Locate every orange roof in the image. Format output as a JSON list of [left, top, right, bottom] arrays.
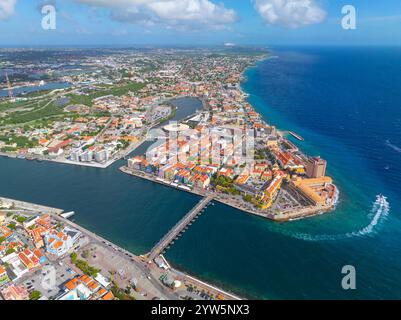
[[0, 265, 6, 274], [33, 249, 43, 259], [79, 274, 92, 285], [102, 291, 114, 300], [53, 240, 63, 249], [235, 174, 249, 185], [265, 175, 284, 195], [0, 227, 12, 238], [39, 139, 49, 145], [177, 169, 191, 178], [18, 253, 32, 267], [65, 278, 79, 291], [193, 174, 209, 182], [88, 281, 100, 291]]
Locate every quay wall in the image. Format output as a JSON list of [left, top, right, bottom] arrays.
[[119, 166, 332, 222]]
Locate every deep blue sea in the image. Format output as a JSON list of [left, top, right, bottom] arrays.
[[1, 48, 401, 299]]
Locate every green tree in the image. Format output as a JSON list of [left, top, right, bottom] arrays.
[[7, 222, 16, 230], [5, 248, 15, 255], [70, 252, 77, 264], [29, 290, 42, 300], [15, 215, 27, 223], [243, 195, 253, 203]]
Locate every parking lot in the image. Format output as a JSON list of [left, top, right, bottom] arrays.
[[20, 261, 77, 299]]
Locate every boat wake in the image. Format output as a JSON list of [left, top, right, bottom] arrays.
[[287, 195, 390, 242], [386, 139, 401, 153]]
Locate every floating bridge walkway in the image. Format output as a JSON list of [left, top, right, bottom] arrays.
[[148, 196, 214, 261]]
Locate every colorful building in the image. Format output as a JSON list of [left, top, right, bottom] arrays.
[[44, 229, 74, 257]]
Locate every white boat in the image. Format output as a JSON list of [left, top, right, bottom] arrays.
[[377, 194, 388, 205]]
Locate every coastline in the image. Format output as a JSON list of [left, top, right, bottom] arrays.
[[119, 166, 337, 222], [0, 195, 242, 301], [240, 53, 340, 219], [0, 140, 145, 169], [0, 52, 341, 300], [0, 94, 200, 170], [120, 51, 338, 223], [1, 48, 400, 301]]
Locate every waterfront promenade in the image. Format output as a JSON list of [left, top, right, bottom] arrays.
[[119, 166, 334, 222], [0, 138, 147, 169], [0, 196, 177, 299], [0, 196, 63, 215]]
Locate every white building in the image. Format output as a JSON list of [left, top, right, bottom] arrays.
[[1, 253, 28, 280]]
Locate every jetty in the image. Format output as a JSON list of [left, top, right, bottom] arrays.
[[288, 131, 304, 141], [147, 196, 213, 261]]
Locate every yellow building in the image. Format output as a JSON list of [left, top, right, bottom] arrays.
[[260, 174, 285, 209], [266, 138, 278, 148], [291, 176, 333, 206]]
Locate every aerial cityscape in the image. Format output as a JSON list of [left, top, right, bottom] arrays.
[[0, 0, 401, 309], [0, 44, 340, 301]]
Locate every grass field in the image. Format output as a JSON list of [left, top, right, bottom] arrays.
[[0, 82, 144, 125], [0, 99, 65, 125], [67, 82, 145, 107]]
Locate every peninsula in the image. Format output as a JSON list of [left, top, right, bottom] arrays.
[[117, 51, 338, 222], [0, 48, 338, 220]]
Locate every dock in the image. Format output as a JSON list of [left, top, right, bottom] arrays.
[[147, 196, 213, 261], [288, 131, 304, 141]]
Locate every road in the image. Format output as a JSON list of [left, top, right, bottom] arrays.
[[48, 212, 178, 300]]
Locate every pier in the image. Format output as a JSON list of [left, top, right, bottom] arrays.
[[147, 196, 213, 261], [288, 131, 304, 141]]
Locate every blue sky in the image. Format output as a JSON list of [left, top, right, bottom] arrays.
[[0, 0, 400, 46]]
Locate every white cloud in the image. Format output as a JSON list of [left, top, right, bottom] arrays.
[[74, 0, 237, 29], [0, 0, 17, 20], [254, 0, 326, 28]]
